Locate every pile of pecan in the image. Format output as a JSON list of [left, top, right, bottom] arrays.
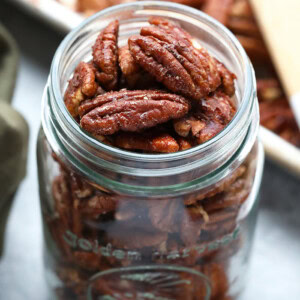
[[64, 17, 236, 153], [45, 17, 258, 300], [49, 154, 253, 299], [202, 0, 300, 146], [59, 0, 300, 147]]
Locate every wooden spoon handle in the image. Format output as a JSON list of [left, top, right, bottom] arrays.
[[250, 0, 300, 97]]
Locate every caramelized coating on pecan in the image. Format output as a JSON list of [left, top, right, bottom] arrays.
[[147, 17, 236, 96], [116, 132, 180, 153], [118, 45, 158, 89], [174, 91, 236, 144], [64, 61, 98, 117], [174, 116, 206, 138], [118, 45, 142, 88], [79, 90, 190, 135], [216, 61, 236, 97], [92, 20, 119, 90], [129, 25, 223, 101], [177, 137, 194, 150], [201, 91, 236, 125]]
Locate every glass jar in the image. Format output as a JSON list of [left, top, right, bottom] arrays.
[[37, 2, 264, 299]]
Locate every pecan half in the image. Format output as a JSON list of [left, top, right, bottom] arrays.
[[79, 90, 190, 135], [201, 91, 236, 125], [180, 209, 202, 246], [64, 61, 98, 117], [52, 174, 72, 228], [147, 199, 181, 233], [174, 116, 206, 138], [174, 91, 235, 144], [115, 132, 179, 153], [177, 137, 194, 150], [118, 45, 158, 89], [216, 61, 236, 96], [148, 17, 236, 96], [129, 25, 221, 101], [202, 0, 234, 25], [92, 20, 119, 90], [118, 45, 142, 88]]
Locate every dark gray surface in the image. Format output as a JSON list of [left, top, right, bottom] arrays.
[[0, 2, 299, 299]]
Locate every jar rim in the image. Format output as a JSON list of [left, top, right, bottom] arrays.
[[50, 1, 254, 162], [44, 1, 258, 195]]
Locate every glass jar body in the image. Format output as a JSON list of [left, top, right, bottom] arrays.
[[38, 127, 263, 300], [37, 2, 264, 299]]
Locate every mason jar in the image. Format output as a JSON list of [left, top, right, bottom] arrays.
[[37, 2, 264, 299]]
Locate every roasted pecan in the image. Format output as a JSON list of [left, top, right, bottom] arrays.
[[147, 16, 194, 44], [70, 173, 94, 199], [147, 199, 181, 233], [108, 224, 168, 249], [257, 78, 283, 102], [76, 0, 111, 14], [118, 45, 142, 87], [177, 137, 194, 150], [229, 0, 253, 19], [147, 17, 236, 96], [228, 17, 261, 38], [259, 98, 300, 146], [184, 165, 246, 205], [202, 0, 234, 25], [79, 90, 190, 135], [174, 116, 206, 138], [180, 213, 202, 246], [64, 61, 98, 117], [201, 91, 236, 125], [216, 61, 236, 96], [164, 0, 205, 7], [174, 91, 235, 144], [72, 251, 101, 271], [236, 35, 270, 63], [197, 120, 225, 144], [52, 174, 72, 228], [118, 45, 158, 89], [129, 24, 222, 101], [115, 132, 179, 153], [202, 179, 248, 212], [78, 194, 117, 217], [92, 20, 119, 90], [57, 265, 88, 294]]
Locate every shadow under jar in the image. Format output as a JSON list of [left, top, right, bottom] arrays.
[[37, 2, 264, 300]]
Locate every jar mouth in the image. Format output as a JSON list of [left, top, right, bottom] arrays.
[[50, 0, 254, 162], [45, 1, 258, 194]]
